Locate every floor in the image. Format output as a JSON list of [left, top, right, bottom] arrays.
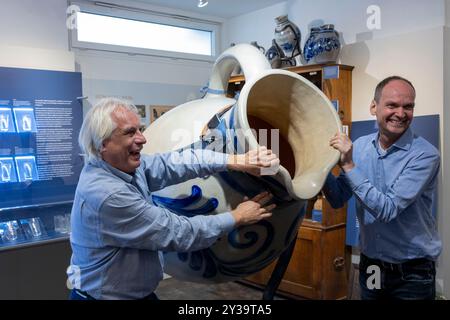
[[155, 264, 361, 300], [155, 277, 285, 300]]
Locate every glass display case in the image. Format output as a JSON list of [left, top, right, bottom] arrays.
[[0, 66, 83, 250], [0, 203, 73, 249]]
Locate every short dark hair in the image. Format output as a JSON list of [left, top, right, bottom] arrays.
[[374, 76, 415, 103]]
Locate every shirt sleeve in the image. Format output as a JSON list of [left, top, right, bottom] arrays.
[[98, 189, 235, 251], [344, 151, 440, 222], [142, 149, 229, 192], [322, 171, 353, 209]]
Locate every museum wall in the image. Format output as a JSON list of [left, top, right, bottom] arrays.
[[339, 27, 443, 120], [0, 0, 69, 51], [0, 0, 74, 71], [75, 50, 212, 113], [223, 0, 445, 119], [287, 0, 444, 44], [221, 2, 288, 53]]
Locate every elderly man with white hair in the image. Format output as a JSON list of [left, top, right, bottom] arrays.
[[67, 97, 280, 300]]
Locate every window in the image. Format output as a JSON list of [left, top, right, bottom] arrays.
[[69, 2, 220, 61]]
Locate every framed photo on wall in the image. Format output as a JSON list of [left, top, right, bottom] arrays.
[[136, 104, 150, 131], [150, 105, 173, 123], [136, 104, 146, 119]]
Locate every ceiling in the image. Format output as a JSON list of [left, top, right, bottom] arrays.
[[135, 0, 286, 19]]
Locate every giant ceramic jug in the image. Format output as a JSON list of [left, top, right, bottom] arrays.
[[142, 44, 341, 283]]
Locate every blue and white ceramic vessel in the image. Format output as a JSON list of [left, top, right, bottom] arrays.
[[303, 24, 341, 64], [274, 15, 301, 64], [266, 39, 296, 69], [142, 44, 341, 283], [303, 27, 320, 64]]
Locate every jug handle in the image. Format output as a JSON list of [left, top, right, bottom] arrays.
[[205, 44, 271, 98]]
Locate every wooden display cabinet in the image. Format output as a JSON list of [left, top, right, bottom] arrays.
[[228, 64, 354, 300]]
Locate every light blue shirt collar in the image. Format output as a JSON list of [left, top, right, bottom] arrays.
[[90, 158, 133, 183], [371, 127, 413, 154]]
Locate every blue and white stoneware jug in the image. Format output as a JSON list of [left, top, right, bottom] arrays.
[[142, 44, 341, 283], [304, 24, 341, 64], [274, 15, 301, 62]]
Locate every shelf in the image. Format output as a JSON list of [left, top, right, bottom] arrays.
[[0, 233, 69, 252], [228, 63, 355, 83], [0, 202, 72, 251]]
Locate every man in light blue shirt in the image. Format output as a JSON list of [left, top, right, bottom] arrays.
[[323, 76, 441, 300], [67, 97, 280, 300]]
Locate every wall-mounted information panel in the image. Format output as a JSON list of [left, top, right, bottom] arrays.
[[0, 67, 83, 249]]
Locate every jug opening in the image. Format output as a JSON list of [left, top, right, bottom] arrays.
[[241, 72, 339, 199], [247, 115, 296, 178]]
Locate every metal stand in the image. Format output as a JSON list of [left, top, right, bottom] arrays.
[[262, 232, 298, 300]]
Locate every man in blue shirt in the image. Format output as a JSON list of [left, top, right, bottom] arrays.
[[67, 97, 280, 300], [323, 76, 441, 300]]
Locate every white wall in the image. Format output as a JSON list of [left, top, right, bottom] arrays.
[[221, 2, 287, 54], [223, 0, 445, 119], [75, 50, 213, 110], [222, 0, 445, 61], [0, 0, 74, 71], [288, 0, 444, 45], [0, 45, 75, 71], [285, 0, 445, 128], [0, 0, 69, 51], [447, 0, 450, 26], [339, 27, 444, 121]]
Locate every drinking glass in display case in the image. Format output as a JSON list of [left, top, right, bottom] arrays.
[[20, 217, 47, 239], [0, 220, 23, 243], [53, 213, 71, 234], [0, 204, 73, 247]]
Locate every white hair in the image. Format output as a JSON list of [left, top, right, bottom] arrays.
[[78, 97, 138, 164]]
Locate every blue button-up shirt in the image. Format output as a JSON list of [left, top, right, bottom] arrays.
[[68, 149, 235, 299], [323, 128, 441, 263]]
